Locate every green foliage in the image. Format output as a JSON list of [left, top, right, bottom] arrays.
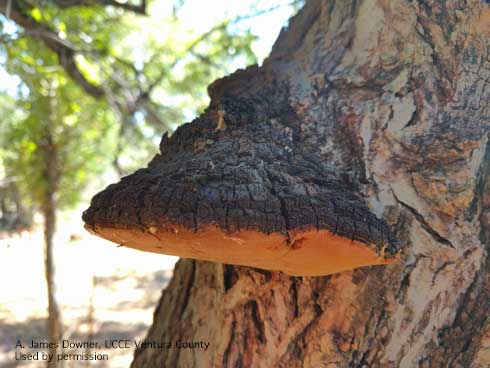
[[1, 37, 117, 209], [0, 0, 260, 211]]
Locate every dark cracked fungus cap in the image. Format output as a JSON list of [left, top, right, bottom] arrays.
[[83, 98, 401, 276]]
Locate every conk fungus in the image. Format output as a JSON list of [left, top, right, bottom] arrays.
[[83, 82, 400, 276]]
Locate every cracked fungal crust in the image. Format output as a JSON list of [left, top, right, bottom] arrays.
[[83, 84, 399, 269]]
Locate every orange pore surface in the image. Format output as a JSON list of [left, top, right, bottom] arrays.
[[86, 224, 395, 276]]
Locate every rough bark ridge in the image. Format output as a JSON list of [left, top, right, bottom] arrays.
[[126, 0, 490, 367]]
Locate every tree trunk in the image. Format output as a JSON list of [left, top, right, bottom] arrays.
[[40, 128, 62, 368], [42, 188, 62, 368], [127, 0, 490, 367]]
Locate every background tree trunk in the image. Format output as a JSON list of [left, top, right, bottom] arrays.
[[42, 183, 62, 368], [131, 1, 490, 367], [40, 124, 62, 368]]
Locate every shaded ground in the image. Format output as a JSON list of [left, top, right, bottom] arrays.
[[0, 210, 177, 367]]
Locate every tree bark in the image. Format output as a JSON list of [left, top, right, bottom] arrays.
[[126, 0, 490, 367], [42, 187, 62, 368], [40, 127, 62, 368]]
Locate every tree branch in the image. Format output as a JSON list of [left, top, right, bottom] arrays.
[[141, 0, 299, 98], [0, 0, 106, 98], [53, 0, 147, 15]]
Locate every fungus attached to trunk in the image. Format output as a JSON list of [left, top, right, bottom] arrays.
[[83, 71, 400, 276]]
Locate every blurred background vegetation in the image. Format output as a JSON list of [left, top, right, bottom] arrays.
[[0, 0, 264, 232], [0, 0, 299, 366]]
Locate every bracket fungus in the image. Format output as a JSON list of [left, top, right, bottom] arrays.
[[83, 85, 400, 276]]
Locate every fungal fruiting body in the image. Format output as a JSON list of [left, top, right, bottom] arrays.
[[83, 99, 400, 276]]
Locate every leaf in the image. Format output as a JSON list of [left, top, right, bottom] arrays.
[[31, 8, 42, 22]]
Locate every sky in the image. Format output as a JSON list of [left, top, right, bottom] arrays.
[[0, 17, 19, 96], [175, 0, 295, 60], [0, 0, 296, 96]]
